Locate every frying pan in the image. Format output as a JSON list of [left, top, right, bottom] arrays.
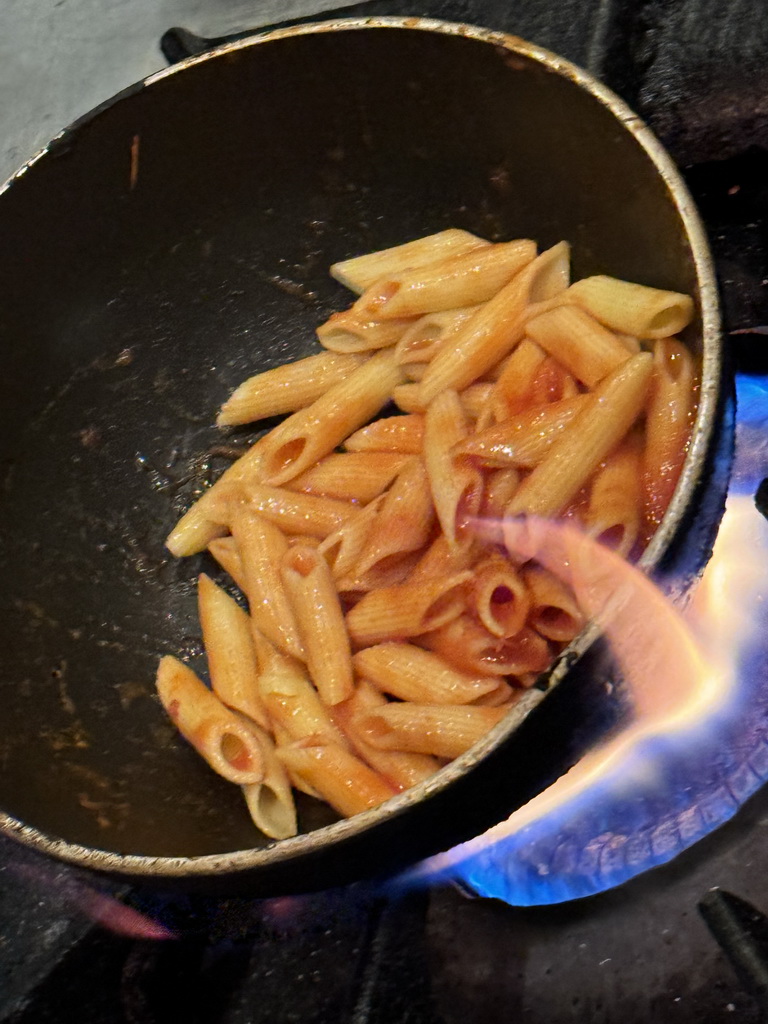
[[0, 18, 732, 895]]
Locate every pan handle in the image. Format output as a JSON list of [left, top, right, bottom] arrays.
[[160, 1, 382, 64]]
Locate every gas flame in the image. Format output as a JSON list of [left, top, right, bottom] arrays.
[[407, 375, 768, 904]]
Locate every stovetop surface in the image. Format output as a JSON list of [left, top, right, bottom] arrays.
[[2, 1, 768, 1021]]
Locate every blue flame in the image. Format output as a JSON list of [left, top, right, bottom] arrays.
[[413, 374, 768, 905]]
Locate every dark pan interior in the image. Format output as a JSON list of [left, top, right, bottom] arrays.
[[0, 26, 703, 860]]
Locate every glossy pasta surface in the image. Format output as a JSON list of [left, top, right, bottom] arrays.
[[157, 231, 699, 837]]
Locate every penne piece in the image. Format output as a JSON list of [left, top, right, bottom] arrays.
[[316, 309, 415, 353], [359, 704, 508, 759], [240, 720, 298, 840], [585, 432, 643, 556], [330, 229, 489, 294], [217, 351, 365, 426], [155, 655, 265, 785], [231, 483, 356, 539], [522, 565, 585, 643], [469, 554, 531, 638], [394, 307, 479, 374], [252, 629, 348, 748], [392, 382, 426, 413], [567, 275, 695, 339], [485, 337, 547, 423], [259, 349, 404, 486], [456, 395, 588, 469], [165, 437, 267, 557], [230, 510, 304, 661], [420, 615, 552, 676], [408, 532, 476, 584], [207, 535, 247, 591], [417, 241, 570, 404], [525, 304, 630, 387], [643, 338, 697, 529], [458, 383, 495, 421], [285, 451, 409, 503], [281, 545, 354, 705], [480, 467, 521, 519], [276, 741, 396, 817], [198, 573, 269, 729], [344, 413, 425, 454], [353, 642, 497, 704], [345, 571, 472, 646], [505, 352, 653, 518], [424, 389, 484, 546], [353, 457, 435, 580], [333, 680, 440, 790], [358, 240, 536, 319], [318, 495, 384, 580]]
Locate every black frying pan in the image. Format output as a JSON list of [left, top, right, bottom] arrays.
[[0, 18, 732, 895]]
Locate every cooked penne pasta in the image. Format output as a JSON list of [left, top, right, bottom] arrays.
[[469, 554, 531, 638], [417, 241, 570, 403], [230, 483, 356, 539], [523, 565, 585, 643], [155, 655, 265, 785], [336, 549, 424, 595], [567, 275, 695, 339], [424, 389, 483, 545], [359, 704, 508, 759], [277, 741, 396, 816], [335, 679, 438, 782], [206, 536, 247, 591], [525, 304, 630, 387], [457, 395, 588, 468], [330, 228, 489, 293], [252, 629, 347, 748], [480, 467, 521, 519], [285, 451, 409, 503], [281, 545, 354, 705], [472, 678, 521, 707], [318, 495, 385, 580], [165, 437, 267, 557], [585, 432, 643, 556], [353, 642, 497, 705], [409, 532, 477, 584], [217, 351, 365, 426], [344, 413, 425, 454], [353, 457, 435, 579], [505, 352, 653, 517], [346, 571, 472, 646], [643, 337, 697, 529], [359, 239, 536, 319], [157, 229, 698, 835], [316, 309, 415, 353], [394, 307, 478, 374], [459, 383, 495, 420], [198, 573, 269, 729], [259, 349, 403, 485], [240, 720, 298, 840], [230, 511, 304, 661], [392, 381, 426, 413], [332, 680, 440, 790], [421, 616, 552, 677], [484, 337, 547, 424]]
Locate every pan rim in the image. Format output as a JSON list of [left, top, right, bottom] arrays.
[[0, 15, 724, 880]]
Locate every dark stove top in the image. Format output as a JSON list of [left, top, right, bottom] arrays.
[[2, 1, 768, 1021]]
